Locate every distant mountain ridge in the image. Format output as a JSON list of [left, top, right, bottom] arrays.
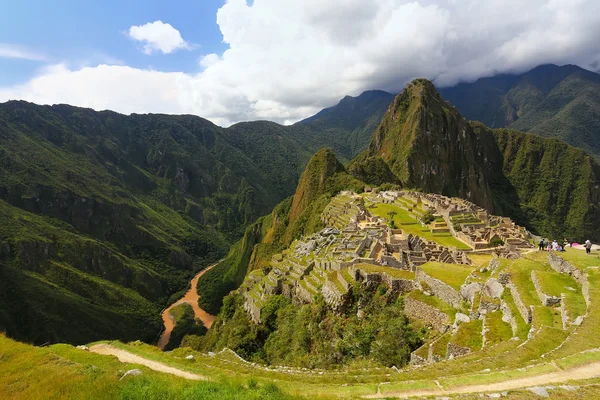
[[439, 64, 600, 160]]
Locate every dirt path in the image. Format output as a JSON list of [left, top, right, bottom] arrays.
[[157, 262, 220, 349], [89, 344, 207, 380], [366, 360, 600, 398]]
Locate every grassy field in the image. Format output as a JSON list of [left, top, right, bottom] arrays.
[[450, 319, 483, 351], [484, 311, 513, 346], [535, 270, 587, 319], [368, 202, 471, 250], [556, 249, 600, 269], [419, 262, 475, 290], [0, 335, 298, 400]]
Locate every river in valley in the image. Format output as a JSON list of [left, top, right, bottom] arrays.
[[157, 262, 218, 350]]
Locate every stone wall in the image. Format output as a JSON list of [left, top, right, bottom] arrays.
[[507, 282, 533, 324], [500, 299, 518, 337], [243, 295, 261, 324], [447, 342, 471, 358], [381, 274, 416, 294], [531, 270, 561, 307], [548, 253, 590, 307], [322, 280, 347, 313], [294, 283, 314, 305], [404, 297, 450, 332], [416, 268, 463, 308]]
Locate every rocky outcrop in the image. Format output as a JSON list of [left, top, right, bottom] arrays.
[[460, 282, 481, 303], [404, 297, 450, 332], [416, 268, 463, 308], [531, 271, 561, 307]]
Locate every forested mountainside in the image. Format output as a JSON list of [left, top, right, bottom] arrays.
[[440, 64, 600, 160], [0, 100, 379, 344]]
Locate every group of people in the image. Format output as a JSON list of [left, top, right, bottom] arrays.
[[538, 239, 568, 252], [538, 238, 594, 254]]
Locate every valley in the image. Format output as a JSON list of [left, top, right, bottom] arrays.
[[157, 261, 219, 350]]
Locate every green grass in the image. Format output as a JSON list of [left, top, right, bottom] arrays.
[[535, 270, 587, 319], [557, 249, 600, 270], [450, 320, 483, 351], [419, 262, 474, 290], [484, 311, 513, 346], [501, 289, 530, 339], [430, 332, 451, 358], [353, 263, 415, 279], [0, 335, 298, 400], [368, 201, 471, 250]]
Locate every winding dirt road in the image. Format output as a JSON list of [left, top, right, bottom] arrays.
[[156, 263, 219, 350], [89, 344, 207, 380]]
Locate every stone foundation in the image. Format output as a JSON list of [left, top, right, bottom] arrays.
[[404, 297, 450, 332], [416, 268, 463, 308]]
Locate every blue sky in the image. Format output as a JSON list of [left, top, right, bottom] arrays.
[[1, 0, 599, 126], [0, 0, 227, 85]]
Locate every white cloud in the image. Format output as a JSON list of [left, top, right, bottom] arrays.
[[2, 0, 600, 126], [0, 43, 46, 61], [128, 20, 191, 54]]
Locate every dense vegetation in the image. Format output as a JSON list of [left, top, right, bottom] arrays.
[[187, 285, 422, 369], [164, 303, 207, 351], [440, 64, 600, 160], [0, 99, 381, 344]]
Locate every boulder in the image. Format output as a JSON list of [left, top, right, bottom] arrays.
[[185, 355, 195, 360], [527, 387, 549, 398], [76, 345, 89, 351], [460, 282, 481, 303], [455, 313, 471, 325], [484, 278, 504, 298]]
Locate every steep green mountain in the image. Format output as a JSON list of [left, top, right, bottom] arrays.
[[197, 149, 363, 314], [349, 79, 600, 241], [439, 64, 600, 160], [349, 79, 495, 210], [297, 90, 394, 159], [0, 98, 383, 344]]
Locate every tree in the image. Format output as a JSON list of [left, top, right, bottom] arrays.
[[387, 211, 397, 229]]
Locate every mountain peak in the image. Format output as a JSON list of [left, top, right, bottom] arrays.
[[350, 79, 495, 210]]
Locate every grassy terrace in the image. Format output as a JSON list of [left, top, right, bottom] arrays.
[[484, 311, 513, 346], [450, 319, 483, 351], [419, 262, 474, 290], [353, 263, 415, 280], [367, 201, 472, 250], [407, 290, 458, 319], [501, 289, 530, 339], [556, 248, 600, 269], [535, 270, 587, 319]]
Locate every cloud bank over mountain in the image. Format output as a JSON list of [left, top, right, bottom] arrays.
[[1, 0, 600, 126]]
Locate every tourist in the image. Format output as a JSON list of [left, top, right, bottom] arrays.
[[552, 240, 559, 251], [585, 240, 593, 255], [547, 243, 552, 252], [538, 238, 545, 251]]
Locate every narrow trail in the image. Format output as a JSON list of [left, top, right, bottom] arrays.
[[89, 344, 207, 381], [157, 262, 220, 350], [365, 360, 600, 398]]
